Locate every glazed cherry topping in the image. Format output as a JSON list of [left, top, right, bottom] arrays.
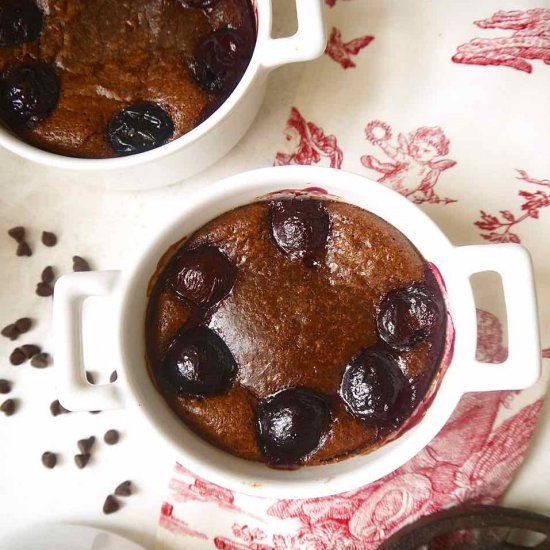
[[256, 387, 331, 465], [0, 0, 43, 48], [269, 198, 330, 266], [178, 0, 219, 8], [0, 62, 59, 129], [171, 246, 236, 309], [377, 282, 441, 351], [340, 347, 412, 427], [190, 28, 253, 94], [107, 102, 174, 156], [161, 326, 236, 397]]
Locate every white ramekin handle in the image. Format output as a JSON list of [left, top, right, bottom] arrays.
[[261, 0, 326, 70], [454, 244, 541, 393], [53, 271, 125, 411]]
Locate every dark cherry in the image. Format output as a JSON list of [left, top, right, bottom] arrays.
[[107, 102, 174, 156], [161, 326, 236, 397], [340, 347, 412, 427], [178, 0, 220, 8], [0, 62, 59, 128], [171, 246, 236, 309], [0, 0, 43, 48], [377, 283, 441, 351], [190, 28, 253, 94], [256, 388, 331, 465], [269, 198, 330, 265]]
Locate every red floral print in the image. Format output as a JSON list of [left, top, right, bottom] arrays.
[[325, 0, 353, 7], [274, 107, 343, 169], [325, 27, 374, 69], [474, 170, 550, 243], [452, 9, 550, 73], [361, 120, 457, 205]]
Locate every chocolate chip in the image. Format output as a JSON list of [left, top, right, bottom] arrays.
[[50, 399, 70, 416], [110, 370, 118, 383], [0, 380, 12, 394], [114, 480, 132, 497], [21, 344, 40, 359], [77, 436, 95, 454], [104, 429, 119, 445], [9, 348, 26, 365], [86, 371, 95, 384], [30, 352, 49, 368], [16, 241, 32, 257], [74, 453, 90, 469], [73, 256, 90, 272], [41, 231, 57, 247], [41, 266, 54, 283], [89, 410, 101, 415], [8, 226, 25, 242], [1, 399, 16, 416], [103, 495, 119, 515], [1, 324, 19, 340], [41, 452, 57, 469], [15, 318, 31, 333], [36, 282, 53, 297]]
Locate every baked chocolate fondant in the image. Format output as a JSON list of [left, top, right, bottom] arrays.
[[0, 0, 255, 158], [146, 194, 448, 467]]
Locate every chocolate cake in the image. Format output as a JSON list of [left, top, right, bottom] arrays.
[[146, 193, 448, 467], [0, 0, 255, 158]]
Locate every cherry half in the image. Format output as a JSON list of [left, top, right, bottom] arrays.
[[377, 282, 441, 351], [0, 0, 43, 48], [339, 347, 412, 428], [256, 387, 331, 465], [190, 28, 253, 94], [269, 198, 330, 266], [170, 246, 236, 309], [107, 102, 174, 156], [0, 62, 59, 128], [161, 326, 236, 397]]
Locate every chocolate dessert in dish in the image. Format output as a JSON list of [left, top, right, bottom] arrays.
[[146, 193, 448, 468], [0, 0, 255, 158]]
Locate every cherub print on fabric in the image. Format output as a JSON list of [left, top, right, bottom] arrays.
[[274, 107, 343, 169], [325, 27, 374, 69], [453, 9, 550, 73], [361, 121, 457, 205], [475, 170, 550, 243]]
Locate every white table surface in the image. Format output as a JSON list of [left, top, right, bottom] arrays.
[[1, 5, 549, 549]]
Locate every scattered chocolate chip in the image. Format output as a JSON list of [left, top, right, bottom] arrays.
[[41, 266, 54, 283], [7, 226, 25, 242], [104, 429, 119, 445], [36, 282, 53, 297], [50, 399, 70, 416], [74, 453, 90, 469], [41, 231, 57, 247], [103, 495, 120, 515], [0, 380, 12, 394], [89, 410, 101, 415], [41, 451, 57, 469], [9, 348, 26, 365], [109, 370, 118, 383], [16, 241, 32, 257], [1, 324, 19, 340], [77, 436, 95, 454], [85, 371, 95, 384], [1, 399, 16, 416], [21, 344, 40, 359], [73, 256, 90, 272], [30, 352, 49, 368], [14, 317, 31, 333], [114, 480, 132, 497]]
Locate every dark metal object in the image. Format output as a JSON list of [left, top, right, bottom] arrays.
[[379, 506, 550, 550]]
